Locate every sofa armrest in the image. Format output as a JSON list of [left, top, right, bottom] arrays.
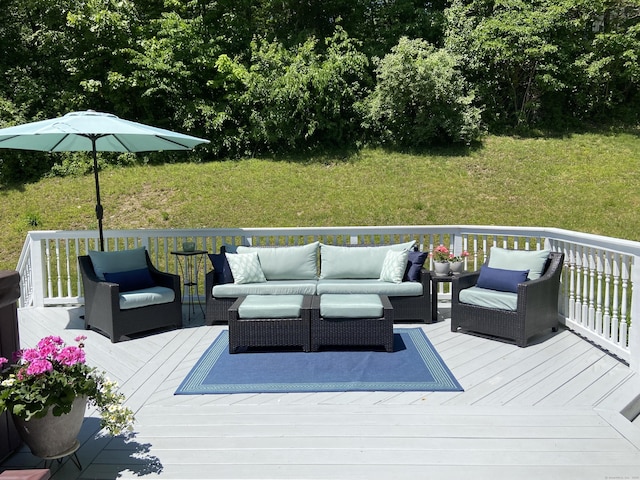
[[418, 268, 431, 288]]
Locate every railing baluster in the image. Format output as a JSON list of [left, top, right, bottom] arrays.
[[612, 254, 621, 344], [595, 251, 603, 335], [588, 249, 596, 331]]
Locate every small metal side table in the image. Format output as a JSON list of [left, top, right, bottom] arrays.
[[170, 250, 208, 323], [430, 271, 465, 323]]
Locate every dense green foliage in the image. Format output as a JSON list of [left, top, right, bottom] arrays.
[[0, 0, 638, 185], [363, 37, 483, 146]]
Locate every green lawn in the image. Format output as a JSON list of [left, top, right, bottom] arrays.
[[1, 132, 639, 271]]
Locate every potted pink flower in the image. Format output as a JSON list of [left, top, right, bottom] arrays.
[[0, 335, 134, 459], [431, 244, 452, 275], [449, 250, 469, 274]]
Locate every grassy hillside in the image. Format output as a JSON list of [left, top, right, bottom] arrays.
[[1, 132, 639, 271]]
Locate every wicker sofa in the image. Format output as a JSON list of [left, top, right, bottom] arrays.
[[451, 249, 565, 347], [205, 241, 431, 325]]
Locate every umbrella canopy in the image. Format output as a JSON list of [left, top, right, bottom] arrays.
[[0, 110, 210, 250]]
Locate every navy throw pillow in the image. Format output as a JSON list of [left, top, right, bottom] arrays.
[[404, 250, 428, 282], [476, 265, 529, 293], [208, 253, 234, 284], [104, 268, 155, 292]]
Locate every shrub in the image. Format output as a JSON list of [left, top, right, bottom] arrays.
[[362, 37, 483, 147]]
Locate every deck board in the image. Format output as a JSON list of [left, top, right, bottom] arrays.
[[2, 306, 640, 479]]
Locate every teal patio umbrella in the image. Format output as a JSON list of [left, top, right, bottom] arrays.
[[0, 110, 210, 250]]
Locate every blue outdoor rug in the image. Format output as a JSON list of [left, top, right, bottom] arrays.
[[175, 328, 463, 394]]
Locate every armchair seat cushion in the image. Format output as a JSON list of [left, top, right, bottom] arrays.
[[458, 286, 518, 311], [119, 286, 176, 310]]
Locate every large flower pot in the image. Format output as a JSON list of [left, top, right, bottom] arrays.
[[12, 396, 87, 459]]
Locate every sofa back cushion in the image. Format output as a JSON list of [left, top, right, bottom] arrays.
[[487, 247, 550, 280], [236, 242, 319, 280], [319, 241, 415, 279]]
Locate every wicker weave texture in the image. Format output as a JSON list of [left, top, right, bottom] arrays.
[[310, 295, 394, 352], [228, 296, 312, 353], [451, 252, 565, 347], [79, 254, 182, 343]]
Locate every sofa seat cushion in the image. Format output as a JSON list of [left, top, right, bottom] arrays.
[[458, 286, 517, 311], [238, 294, 305, 319], [213, 280, 318, 298], [320, 294, 383, 318], [316, 279, 422, 296], [119, 286, 176, 310]]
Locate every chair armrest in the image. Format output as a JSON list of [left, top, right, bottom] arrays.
[[452, 270, 481, 293], [146, 254, 180, 292]]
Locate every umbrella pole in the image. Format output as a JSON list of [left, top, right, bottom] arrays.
[[91, 140, 105, 251]]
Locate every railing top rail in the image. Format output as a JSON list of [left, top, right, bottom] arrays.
[[24, 225, 640, 256]]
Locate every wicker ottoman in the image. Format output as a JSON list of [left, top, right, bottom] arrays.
[[228, 295, 312, 353], [310, 294, 394, 352]]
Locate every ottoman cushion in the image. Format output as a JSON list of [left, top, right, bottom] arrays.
[[320, 294, 383, 318], [238, 294, 304, 319]]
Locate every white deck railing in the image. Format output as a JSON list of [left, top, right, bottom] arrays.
[[15, 225, 640, 373]]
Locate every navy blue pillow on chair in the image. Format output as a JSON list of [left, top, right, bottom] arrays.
[[476, 265, 529, 293], [404, 250, 428, 282], [208, 252, 234, 284], [104, 268, 156, 292]]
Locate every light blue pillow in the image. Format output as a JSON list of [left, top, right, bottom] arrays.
[[237, 242, 319, 280], [88, 247, 148, 280], [379, 250, 409, 284], [320, 241, 416, 279], [487, 247, 550, 280], [225, 252, 267, 284]]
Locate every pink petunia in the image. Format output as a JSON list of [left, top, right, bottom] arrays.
[[0, 357, 8, 368]]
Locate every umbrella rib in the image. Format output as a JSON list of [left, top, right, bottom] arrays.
[[49, 134, 71, 152]]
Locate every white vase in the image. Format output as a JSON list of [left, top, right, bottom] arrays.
[[12, 395, 87, 459], [433, 261, 450, 276], [450, 261, 464, 274]]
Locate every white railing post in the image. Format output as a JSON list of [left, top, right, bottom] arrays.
[[629, 257, 640, 373], [29, 236, 45, 307]]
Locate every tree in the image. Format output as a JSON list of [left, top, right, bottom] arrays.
[[214, 27, 370, 156], [362, 37, 483, 147], [444, 0, 640, 129]]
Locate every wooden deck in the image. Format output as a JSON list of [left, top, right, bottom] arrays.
[[3, 305, 640, 480]]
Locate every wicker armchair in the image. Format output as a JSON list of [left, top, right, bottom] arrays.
[[79, 252, 182, 342], [451, 252, 564, 347]]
